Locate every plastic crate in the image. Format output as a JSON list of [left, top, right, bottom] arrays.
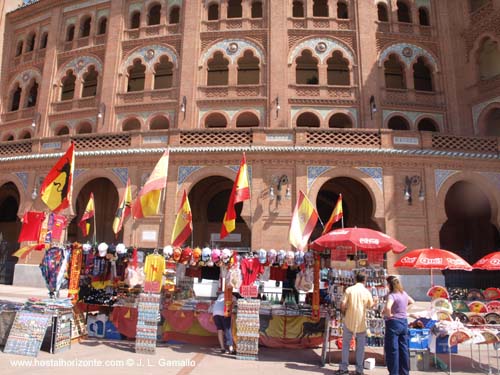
[[409, 328, 430, 350]]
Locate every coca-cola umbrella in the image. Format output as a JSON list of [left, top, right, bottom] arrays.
[[472, 251, 500, 270], [311, 227, 406, 263], [394, 247, 473, 286]]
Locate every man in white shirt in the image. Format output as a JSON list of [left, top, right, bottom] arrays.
[[212, 292, 235, 354]]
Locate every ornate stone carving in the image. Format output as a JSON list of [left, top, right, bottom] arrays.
[[289, 37, 355, 65], [112, 167, 129, 186], [307, 166, 332, 191], [57, 55, 103, 80], [357, 167, 383, 191], [14, 172, 28, 192], [122, 44, 178, 71], [200, 38, 265, 66], [378, 43, 438, 71], [434, 169, 459, 196]]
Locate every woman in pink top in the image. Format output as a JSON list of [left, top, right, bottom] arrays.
[[383, 276, 415, 375]]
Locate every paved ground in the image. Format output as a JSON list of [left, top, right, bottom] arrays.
[[1, 285, 499, 375]]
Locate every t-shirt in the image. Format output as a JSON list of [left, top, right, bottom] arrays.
[[240, 258, 264, 286], [386, 291, 409, 320], [212, 293, 225, 317], [18, 211, 46, 242], [144, 254, 165, 284], [342, 282, 373, 333]]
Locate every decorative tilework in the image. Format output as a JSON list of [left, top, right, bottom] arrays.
[[434, 169, 459, 195], [59, 56, 103, 79], [307, 166, 332, 191], [416, 0, 431, 8], [52, 118, 96, 129], [479, 172, 500, 190], [168, 0, 183, 6], [14, 172, 28, 192], [471, 96, 500, 133], [227, 165, 252, 185], [123, 45, 179, 71], [200, 39, 265, 66], [129, 3, 143, 12], [74, 169, 87, 180], [378, 43, 438, 71], [112, 168, 129, 186], [357, 167, 383, 191], [289, 37, 354, 65], [177, 166, 202, 188], [10, 69, 42, 90], [96, 9, 109, 19]]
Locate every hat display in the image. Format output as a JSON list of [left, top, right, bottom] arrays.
[[97, 242, 108, 257], [258, 249, 267, 264], [295, 250, 305, 266], [82, 243, 92, 254], [191, 247, 202, 265], [286, 250, 295, 266], [268, 249, 277, 265], [277, 249, 286, 265], [211, 248, 221, 264], [221, 248, 232, 264], [180, 247, 193, 264], [173, 247, 182, 262], [304, 251, 314, 266], [163, 245, 173, 259], [115, 243, 127, 255], [201, 247, 212, 263]]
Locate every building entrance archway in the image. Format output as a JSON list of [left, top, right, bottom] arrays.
[[0, 182, 21, 284]]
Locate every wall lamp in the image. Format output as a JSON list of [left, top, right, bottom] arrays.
[[97, 103, 106, 123], [31, 179, 38, 200], [404, 175, 424, 205], [275, 96, 280, 118], [369, 95, 377, 120], [31, 112, 41, 128], [180, 95, 187, 119], [270, 174, 291, 202]]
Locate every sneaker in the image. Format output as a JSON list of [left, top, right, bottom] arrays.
[[220, 349, 226, 354], [335, 370, 349, 375], [355, 372, 364, 375]]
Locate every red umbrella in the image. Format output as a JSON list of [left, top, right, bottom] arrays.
[[394, 247, 472, 286], [311, 227, 406, 253], [472, 251, 500, 270]]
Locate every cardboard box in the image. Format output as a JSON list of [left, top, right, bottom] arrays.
[[364, 358, 375, 370]]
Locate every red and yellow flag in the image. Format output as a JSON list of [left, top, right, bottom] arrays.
[[171, 190, 192, 247], [220, 153, 251, 239], [78, 193, 95, 236], [40, 142, 75, 213], [132, 149, 169, 219], [289, 190, 319, 251], [322, 193, 343, 234], [112, 178, 132, 235]]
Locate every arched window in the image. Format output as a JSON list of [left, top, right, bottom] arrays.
[[313, 0, 328, 17], [80, 16, 92, 38], [337, 1, 348, 19], [327, 51, 350, 85], [76, 122, 93, 134], [82, 66, 99, 97], [483, 108, 500, 136], [377, 3, 389, 22], [388, 116, 410, 130], [26, 33, 36, 52], [123, 118, 141, 131], [292, 1, 305, 18], [329, 113, 352, 128], [296, 50, 319, 85], [130, 12, 141, 29], [227, 0, 242, 18], [417, 118, 438, 132], [20, 131, 32, 139], [418, 7, 430, 26], [251, 1, 263, 18], [205, 113, 227, 128], [56, 126, 70, 136], [169, 6, 180, 24], [413, 57, 433, 91], [236, 112, 259, 127], [66, 25, 75, 41], [5, 134, 14, 141], [150, 116, 169, 130], [397, 1, 411, 23], [208, 4, 219, 20], [148, 4, 161, 25], [478, 38, 500, 80], [154, 56, 174, 89], [207, 52, 229, 86], [15, 41, 23, 56], [384, 54, 406, 89], [40, 32, 48, 49], [61, 71, 76, 100], [97, 17, 107, 34], [296, 112, 320, 127], [127, 59, 146, 92], [26, 81, 38, 108], [237, 50, 260, 85], [10, 84, 22, 111]]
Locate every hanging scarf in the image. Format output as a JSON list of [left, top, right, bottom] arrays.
[[68, 243, 83, 304]]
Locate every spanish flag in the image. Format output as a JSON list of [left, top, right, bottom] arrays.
[[78, 193, 95, 237], [289, 190, 319, 251], [40, 142, 75, 213], [322, 194, 343, 234], [132, 149, 169, 219], [220, 153, 251, 239], [112, 178, 132, 235], [171, 190, 192, 247]]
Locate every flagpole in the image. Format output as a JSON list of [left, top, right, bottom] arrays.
[[93, 207, 97, 245], [158, 188, 167, 249]]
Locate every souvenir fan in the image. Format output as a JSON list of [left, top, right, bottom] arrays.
[[98, 242, 108, 257], [295, 250, 305, 266], [431, 298, 453, 313], [258, 249, 267, 264], [172, 247, 182, 263], [485, 312, 500, 324], [449, 330, 472, 346], [268, 249, 277, 265], [211, 248, 221, 265], [451, 300, 469, 312], [304, 251, 314, 267], [200, 247, 211, 266], [466, 288, 484, 301], [435, 310, 453, 321], [191, 247, 202, 266], [221, 248, 232, 264], [486, 301, 500, 313], [452, 311, 469, 324], [115, 243, 127, 255], [468, 313, 487, 325], [483, 287, 500, 300], [180, 247, 193, 264], [163, 245, 173, 260], [286, 250, 295, 266], [277, 250, 286, 265], [83, 243, 92, 254], [427, 285, 449, 300], [468, 301, 488, 313], [479, 330, 499, 344]]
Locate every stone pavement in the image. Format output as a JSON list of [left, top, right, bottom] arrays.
[[1, 285, 499, 375]]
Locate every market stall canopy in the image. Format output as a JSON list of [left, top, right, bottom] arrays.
[[394, 247, 473, 271], [471, 251, 500, 270]]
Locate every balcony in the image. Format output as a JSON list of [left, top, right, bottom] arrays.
[[116, 89, 177, 105], [376, 22, 435, 38], [51, 97, 98, 113], [198, 85, 266, 99], [289, 84, 357, 102], [201, 18, 265, 32], [123, 24, 180, 40], [0, 139, 32, 156], [382, 88, 444, 109], [1, 107, 35, 123], [288, 17, 354, 30]]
